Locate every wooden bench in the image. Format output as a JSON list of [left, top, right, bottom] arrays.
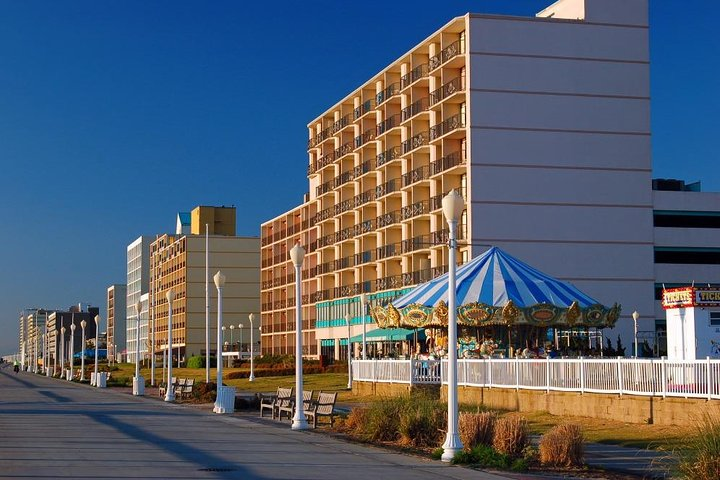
[[259, 387, 293, 419], [180, 378, 195, 399], [304, 391, 337, 428], [159, 377, 177, 397], [278, 390, 313, 421]]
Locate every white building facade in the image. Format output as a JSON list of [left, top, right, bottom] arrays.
[[126, 236, 152, 363]]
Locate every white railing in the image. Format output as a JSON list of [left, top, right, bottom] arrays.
[[351, 357, 720, 400]]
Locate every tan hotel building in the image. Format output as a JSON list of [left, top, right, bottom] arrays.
[[149, 206, 260, 363], [261, 0, 660, 359]]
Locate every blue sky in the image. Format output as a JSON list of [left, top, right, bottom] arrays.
[[1, 1, 718, 355]]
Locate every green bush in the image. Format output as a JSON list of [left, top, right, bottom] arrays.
[[676, 412, 720, 480], [186, 355, 204, 369], [452, 444, 511, 468], [431, 448, 444, 460]]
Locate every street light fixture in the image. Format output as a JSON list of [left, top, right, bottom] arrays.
[[230, 324, 235, 351], [345, 313, 352, 390], [133, 300, 144, 396], [359, 293, 369, 360], [632, 311, 639, 358], [165, 289, 175, 402], [213, 270, 234, 413], [53, 329, 58, 377], [94, 315, 101, 387], [441, 189, 465, 462], [289, 243, 309, 430], [80, 319, 87, 381], [69, 322, 76, 381], [238, 323, 244, 355], [60, 326, 66, 378], [248, 313, 256, 382]]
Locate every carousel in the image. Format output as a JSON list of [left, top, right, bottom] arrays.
[[370, 247, 621, 359]]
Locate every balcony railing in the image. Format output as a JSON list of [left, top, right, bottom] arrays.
[[376, 82, 400, 105], [354, 99, 375, 120], [375, 178, 400, 199], [376, 146, 400, 167], [377, 114, 401, 136], [430, 77, 465, 105], [334, 141, 354, 160], [308, 125, 332, 150], [332, 113, 353, 134], [402, 130, 429, 154], [400, 199, 430, 220], [354, 127, 376, 149], [376, 210, 401, 229], [401, 64, 428, 89], [401, 97, 429, 122], [401, 165, 430, 187], [430, 113, 465, 141], [429, 40, 463, 71], [430, 151, 465, 176]]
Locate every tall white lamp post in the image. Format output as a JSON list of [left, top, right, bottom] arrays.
[[345, 313, 352, 389], [359, 293, 368, 360], [238, 324, 244, 355], [94, 315, 101, 387], [290, 243, 309, 430], [133, 300, 144, 396], [60, 326, 65, 378], [80, 319, 87, 381], [165, 289, 175, 401], [213, 271, 235, 413], [53, 330, 58, 376], [41, 332, 46, 376], [441, 189, 465, 462], [632, 310, 639, 358], [248, 313, 256, 381], [230, 324, 235, 352], [69, 322, 76, 381]]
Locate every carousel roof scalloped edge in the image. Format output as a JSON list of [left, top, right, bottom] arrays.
[[370, 300, 621, 330]]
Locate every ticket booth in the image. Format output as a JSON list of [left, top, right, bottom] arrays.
[[662, 286, 720, 360]]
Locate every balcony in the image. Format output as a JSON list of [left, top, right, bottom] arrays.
[[401, 64, 428, 89], [376, 209, 401, 229], [402, 130, 429, 154], [376, 113, 401, 137], [354, 127, 376, 149], [307, 125, 332, 150], [354, 99, 375, 120], [429, 40, 463, 71], [376, 145, 400, 168], [332, 113, 353, 134], [334, 141, 354, 160], [429, 113, 465, 141], [430, 77, 465, 106], [400, 199, 430, 220], [430, 151, 465, 176], [401, 165, 430, 187], [352, 159, 374, 179], [375, 178, 400, 199], [401, 97, 429, 122], [376, 82, 400, 105]]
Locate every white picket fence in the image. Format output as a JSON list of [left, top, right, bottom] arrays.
[[351, 357, 720, 400]]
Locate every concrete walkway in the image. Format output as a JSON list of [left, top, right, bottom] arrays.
[[0, 366, 507, 480]]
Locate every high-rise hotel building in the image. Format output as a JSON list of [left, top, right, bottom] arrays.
[[260, 0, 661, 358]]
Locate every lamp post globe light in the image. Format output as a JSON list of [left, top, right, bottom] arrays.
[[133, 300, 144, 396], [80, 319, 87, 381], [289, 243, 309, 430], [238, 323, 244, 355], [213, 270, 235, 413], [165, 289, 175, 402], [229, 325, 235, 351], [441, 189, 465, 462], [359, 293, 369, 360], [94, 315, 102, 387], [69, 322, 76, 381], [345, 313, 352, 390], [632, 310, 639, 358], [248, 313, 256, 381], [60, 326, 66, 378]]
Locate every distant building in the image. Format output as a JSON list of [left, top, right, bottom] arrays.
[[150, 205, 259, 363], [176, 212, 191, 235], [22, 309, 48, 370], [106, 284, 127, 363], [126, 236, 152, 363], [46, 305, 101, 364]]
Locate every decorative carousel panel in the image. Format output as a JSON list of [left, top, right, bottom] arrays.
[[606, 303, 621, 328], [457, 303, 495, 326], [387, 304, 401, 328], [525, 303, 561, 327], [501, 300, 521, 325], [371, 306, 392, 329], [583, 304, 608, 327], [433, 300, 449, 327], [400, 303, 432, 328]]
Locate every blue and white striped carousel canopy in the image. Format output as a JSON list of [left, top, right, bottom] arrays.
[[393, 246, 600, 309]]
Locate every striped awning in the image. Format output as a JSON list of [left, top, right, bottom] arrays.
[[371, 247, 620, 329]]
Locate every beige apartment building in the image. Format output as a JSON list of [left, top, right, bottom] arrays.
[[106, 284, 126, 362], [149, 206, 260, 363], [261, 0, 655, 359]]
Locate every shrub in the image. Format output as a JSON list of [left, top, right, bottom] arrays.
[[539, 423, 584, 467], [492, 415, 528, 457], [344, 407, 369, 432], [676, 412, 720, 480], [452, 444, 510, 468], [397, 394, 444, 447], [459, 411, 495, 450], [186, 355, 204, 369], [431, 448, 444, 460]]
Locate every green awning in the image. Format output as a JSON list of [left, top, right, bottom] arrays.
[[349, 328, 425, 343]]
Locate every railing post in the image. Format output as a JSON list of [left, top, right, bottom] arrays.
[[546, 356, 550, 393], [373, 359, 377, 382], [488, 358, 492, 389], [409, 358, 415, 386], [617, 357, 623, 396], [515, 357, 520, 391], [707, 356, 712, 401], [661, 356, 667, 398], [579, 357, 585, 394]]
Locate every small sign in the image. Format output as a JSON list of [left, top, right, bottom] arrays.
[[662, 286, 720, 309]]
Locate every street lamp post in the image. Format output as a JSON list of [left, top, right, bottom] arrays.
[[60, 327, 65, 378], [53, 330, 58, 376], [165, 289, 175, 402], [213, 271, 235, 413], [632, 311, 639, 358], [80, 319, 87, 381], [359, 293, 368, 360], [133, 301, 144, 396], [289, 243, 309, 430], [230, 324, 235, 351], [345, 313, 352, 389], [441, 189, 465, 462], [238, 324, 244, 356], [69, 322, 76, 381], [94, 315, 101, 387], [248, 313, 256, 381]]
